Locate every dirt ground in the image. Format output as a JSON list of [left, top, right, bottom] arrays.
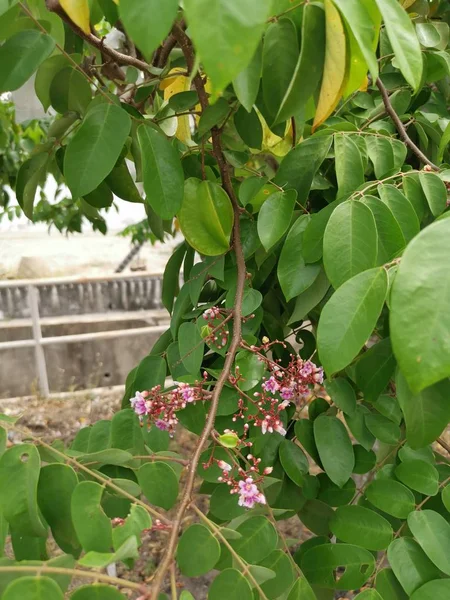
[[0, 389, 354, 599]]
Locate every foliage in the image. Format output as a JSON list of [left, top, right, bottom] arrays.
[[1, 0, 450, 599]]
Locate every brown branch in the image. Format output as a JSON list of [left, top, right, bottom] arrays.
[[149, 25, 247, 600], [376, 78, 439, 171], [45, 0, 150, 72], [438, 436, 450, 455]]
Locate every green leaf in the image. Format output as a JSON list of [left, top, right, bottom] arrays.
[[162, 244, 186, 314], [209, 484, 246, 520], [37, 464, 80, 556], [365, 480, 415, 518], [34, 54, 73, 112], [353, 445, 376, 474], [122, 354, 166, 408], [112, 503, 151, 551], [376, 568, 408, 600], [279, 439, 309, 487], [105, 160, 142, 203], [332, 0, 379, 79], [396, 372, 450, 449], [110, 409, 145, 455], [259, 549, 295, 598], [177, 524, 220, 576], [262, 18, 299, 120], [410, 580, 450, 600], [49, 67, 91, 115], [408, 510, 450, 575], [234, 106, 263, 149], [438, 121, 450, 163], [235, 350, 266, 391], [361, 195, 405, 264], [301, 543, 375, 589], [387, 537, 442, 596], [71, 584, 127, 599], [298, 499, 334, 535], [274, 135, 332, 207], [334, 135, 365, 199], [178, 322, 204, 375], [231, 516, 277, 563], [419, 172, 447, 217], [323, 200, 377, 289], [16, 152, 48, 220], [278, 215, 321, 302], [119, 0, 178, 61], [64, 103, 131, 199], [0, 444, 47, 538], [286, 578, 317, 600], [374, 0, 422, 91], [294, 420, 322, 467], [197, 98, 229, 137], [208, 568, 253, 600], [366, 136, 395, 179], [317, 267, 388, 375], [0, 30, 55, 92], [354, 592, 383, 600], [288, 268, 329, 325], [346, 405, 375, 450], [137, 462, 178, 510], [275, 3, 326, 124], [138, 124, 184, 219], [178, 179, 233, 256], [184, 0, 272, 93], [403, 174, 428, 223], [314, 416, 354, 487], [390, 219, 450, 392], [395, 460, 439, 496], [442, 484, 450, 512], [355, 339, 395, 403], [78, 536, 139, 568], [330, 505, 393, 550], [232, 43, 262, 113], [324, 377, 356, 415], [78, 449, 134, 467], [257, 190, 297, 252], [365, 413, 400, 444], [71, 481, 112, 552], [3, 576, 63, 600], [317, 473, 356, 507]]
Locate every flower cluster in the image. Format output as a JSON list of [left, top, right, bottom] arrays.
[[202, 306, 230, 349], [130, 382, 206, 435], [216, 454, 272, 509], [245, 354, 323, 437]]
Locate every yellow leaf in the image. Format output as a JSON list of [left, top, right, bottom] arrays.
[[343, 29, 367, 98], [312, 0, 348, 131], [401, 0, 416, 8], [258, 109, 293, 157], [162, 68, 193, 145], [112, 0, 119, 4], [60, 0, 90, 35]]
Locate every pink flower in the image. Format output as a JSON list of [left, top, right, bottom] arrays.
[[280, 386, 294, 401], [203, 306, 221, 320], [260, 415, 286, 437], [178, 383, 195, 403], [130, 392, 148, 416], [218, 460, 232, 472], [155, 419, 170, 431], [297, 384, 310, 398], [238, 477, 266, 509], [313, 367, 324, 384], [299, 360, 314, 378], [262, 376, 280, 394]]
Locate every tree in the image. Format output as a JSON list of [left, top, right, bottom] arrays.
[[1, 0, 450, 598]]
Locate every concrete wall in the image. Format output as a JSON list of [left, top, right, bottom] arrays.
[[0, 312, 168, 398]]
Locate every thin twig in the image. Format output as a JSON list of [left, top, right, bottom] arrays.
[[45, 0, 150, 72], [0, 566, 145, 591], [376, 78, 439, 171], [149, 25, 248, 600]]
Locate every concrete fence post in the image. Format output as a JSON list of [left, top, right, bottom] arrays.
[[28, 285, 50, 397]]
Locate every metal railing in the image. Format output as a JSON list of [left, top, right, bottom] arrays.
[[0, 273, 167, 397]]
